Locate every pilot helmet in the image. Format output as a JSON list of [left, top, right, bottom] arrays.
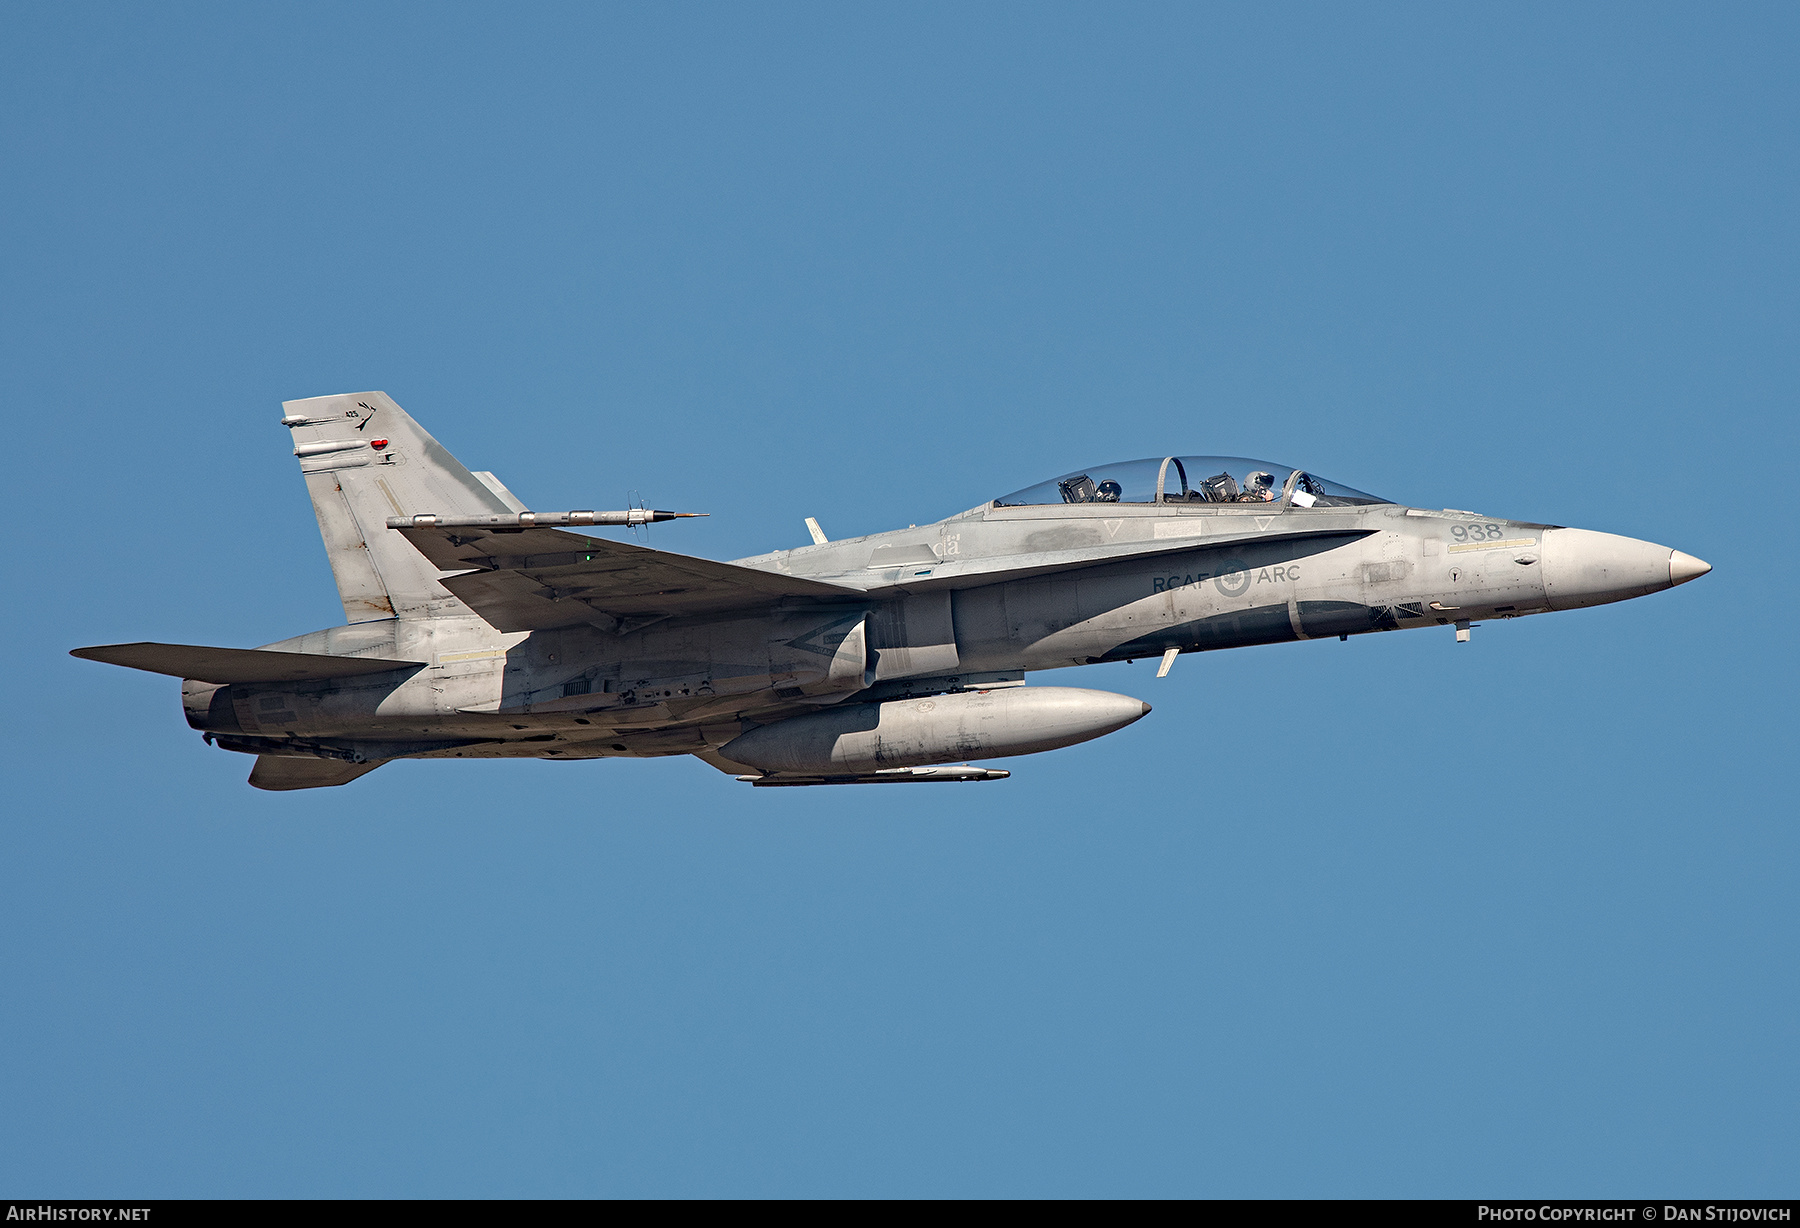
[[1095, 479, 1123, 501], [1246, 470, 1275, 490]]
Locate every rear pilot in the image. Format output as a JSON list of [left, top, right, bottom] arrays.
[[1241, 471, 1277, 502]]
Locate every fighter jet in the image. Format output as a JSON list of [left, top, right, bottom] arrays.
[[71, 392, 1711, 790]]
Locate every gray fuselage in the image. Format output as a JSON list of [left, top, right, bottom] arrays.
[[185, 495, 1699, 766]]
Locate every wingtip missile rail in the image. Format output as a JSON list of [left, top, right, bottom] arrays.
[[386, 510, 707, 529]]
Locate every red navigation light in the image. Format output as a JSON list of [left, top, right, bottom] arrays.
[[370, 439, 388, 449]]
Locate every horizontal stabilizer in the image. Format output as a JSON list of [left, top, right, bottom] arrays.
[[249, 756, 387, 791], [71, 643, 425, 684]]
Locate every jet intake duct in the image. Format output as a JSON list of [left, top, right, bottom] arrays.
[[720, 686, 1150, 777]]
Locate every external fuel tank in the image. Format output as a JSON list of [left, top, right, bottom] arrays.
[[719, 686, 1151, 776]]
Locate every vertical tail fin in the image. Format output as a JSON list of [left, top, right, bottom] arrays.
[[282, 392, 518, 622]]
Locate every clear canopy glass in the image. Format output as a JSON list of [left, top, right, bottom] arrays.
[[994, 457, 1390, 508]]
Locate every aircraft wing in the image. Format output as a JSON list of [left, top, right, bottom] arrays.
[[395, 525, 867, 632], [864, 527, 1376, 594]]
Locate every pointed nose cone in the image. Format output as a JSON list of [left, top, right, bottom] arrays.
[[1541, 528, 1700, 611], [1670, 551, 1711, 586]]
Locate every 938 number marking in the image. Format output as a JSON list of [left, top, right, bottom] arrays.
[[1450, 523, 1504, 542]]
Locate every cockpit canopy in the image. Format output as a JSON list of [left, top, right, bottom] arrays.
[[994, 456, 1389, 508]]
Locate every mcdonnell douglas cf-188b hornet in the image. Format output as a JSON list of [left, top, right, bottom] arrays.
[[73, 392, 1711, 790]]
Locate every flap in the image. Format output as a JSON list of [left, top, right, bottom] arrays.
[[394, 524, 865, 632], [71, 643, 426, 684], [248, 756, 387, 791]]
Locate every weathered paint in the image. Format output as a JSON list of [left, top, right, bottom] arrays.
[[73, 394, 1707, 787]]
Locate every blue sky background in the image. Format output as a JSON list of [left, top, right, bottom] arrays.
[[2, 2, 1794, 1197]]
